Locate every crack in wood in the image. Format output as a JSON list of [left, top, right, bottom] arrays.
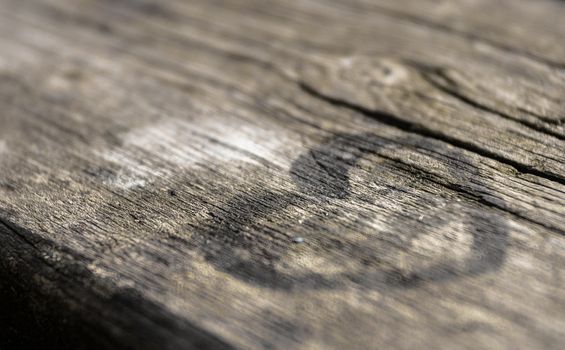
[[297, 81, 565, 185], [413, 64, 565, 141]]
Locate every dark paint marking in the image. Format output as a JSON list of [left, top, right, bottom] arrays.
[[191, 132, 508, 290]]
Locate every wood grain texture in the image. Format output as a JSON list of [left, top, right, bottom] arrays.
[[0, 0, 564, 349]]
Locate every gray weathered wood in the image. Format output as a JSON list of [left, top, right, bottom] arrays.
[[0, 0, 564, 349]]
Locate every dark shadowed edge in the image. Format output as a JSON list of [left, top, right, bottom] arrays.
[[0, 217, 236, 350]]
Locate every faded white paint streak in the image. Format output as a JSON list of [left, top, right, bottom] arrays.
[[0, 140, 7, 155], [96, 116, 288, 190]]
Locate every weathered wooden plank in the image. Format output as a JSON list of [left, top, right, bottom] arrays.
[[343, 0, 565, 68], [0, 0, 564, 349], [6, 0, 563, 179]]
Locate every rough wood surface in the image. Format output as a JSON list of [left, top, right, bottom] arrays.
[[0, 0, 564, 349]]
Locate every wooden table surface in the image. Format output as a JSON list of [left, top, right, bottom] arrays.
[[0, 0, 564, 349]]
